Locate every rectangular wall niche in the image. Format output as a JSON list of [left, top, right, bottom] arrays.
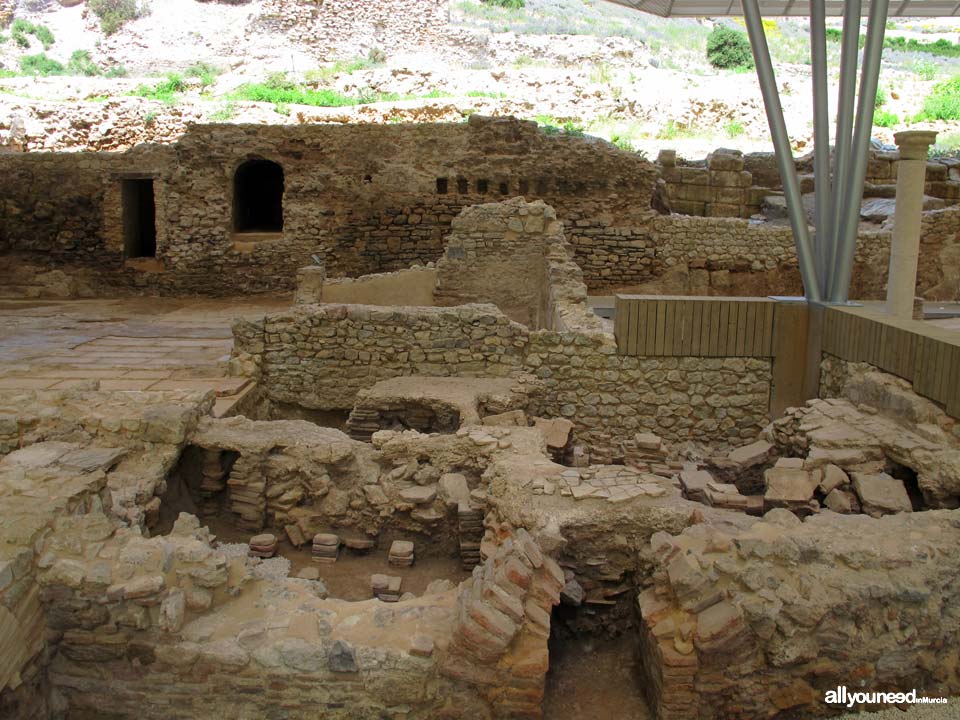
[[121, 179, 157, 259]]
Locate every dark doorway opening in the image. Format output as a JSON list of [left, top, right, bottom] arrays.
[[122, 179, 157, 259], [234, 159, 284, 233]]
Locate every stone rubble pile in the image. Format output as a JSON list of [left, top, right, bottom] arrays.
[[621, 431, 676, 475]]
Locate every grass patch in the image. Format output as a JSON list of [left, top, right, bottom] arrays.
[[535, 115, 584, 136], [826, 29, 960, 59], [930, 132, 960, 159], [304, 53, 385, 86], [912, 59, 938, 81], [231, 75, 451, 108], [589, 62, 613, 85], [66, 50, 101, 77], [915, 75, 960, 121], [725, 119, 745, 138], [19, 53, 65, 76], [873, 110, 899, 128], [133, 73, 187, 103], [186, 62, 219, 89], [11, 19, 55, 50], [465, 89, 506, 98], [209, 101, 237, 122]]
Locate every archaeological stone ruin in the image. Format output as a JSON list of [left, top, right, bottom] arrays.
[[0, 111, 959, 720]]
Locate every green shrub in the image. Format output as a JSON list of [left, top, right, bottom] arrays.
[[67, 50, 101, 76], [875, 86, 887, 107], [706, 26, 754, 70], [10, 19, 54, 49], [305, 57, 376, 86], [133, 73, 186, 103], [912, 59, 937, 81], [210, 101, 237, 122], [33, 24, 54, 49], [916, 75, 960, 121], [873, 110, 899, 128], [590, 62, 612, 85], [186, 61, 219, 88], [480, 0, 525, 8], [104, 64, 128, 78], [611, 134, 635, 152], [19, 53, 65, 76], [884, 34, 960, 58], [264, 71, 296, 90], [89, 0, 150, 35], [725, 119, 745, 138], [825, 28, 843, 42]]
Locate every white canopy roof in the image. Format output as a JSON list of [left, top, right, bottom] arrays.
[[603, 0, 960, 16]]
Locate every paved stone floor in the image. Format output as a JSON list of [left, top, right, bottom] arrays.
[[0, 297, 290, 414]]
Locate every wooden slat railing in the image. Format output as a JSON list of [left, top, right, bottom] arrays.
[[614, 295, 775, 357], [822, 305, 960, 417]]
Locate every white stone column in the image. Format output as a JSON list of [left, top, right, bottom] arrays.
[[885, 130, 937, 319]]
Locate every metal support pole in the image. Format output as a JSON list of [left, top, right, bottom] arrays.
[[826, 0, 862, 292], [829, 0, 889, 302], [741, 0, 822, 301], [810, 0, 831, 291]]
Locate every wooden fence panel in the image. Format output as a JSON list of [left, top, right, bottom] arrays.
[[822, 305, 960, 418], [614, 296, 776, 358]]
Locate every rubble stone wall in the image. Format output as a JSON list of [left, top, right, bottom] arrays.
[[5, 118, 953, 300], [0, 117, 658, 296], [650, 215, 893, 298], [255, 0, 451, 60], [637, 509, 960, 719], [234, 305, 772, 454], [918, 205, 960, 301]]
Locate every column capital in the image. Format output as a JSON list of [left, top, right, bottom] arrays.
[[893, 130, 938, 160]]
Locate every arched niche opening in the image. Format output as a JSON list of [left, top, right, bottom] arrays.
[[233, 158, 284, 233]]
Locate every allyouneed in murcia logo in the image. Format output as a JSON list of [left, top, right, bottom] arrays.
[[825, 686, 949, 709]]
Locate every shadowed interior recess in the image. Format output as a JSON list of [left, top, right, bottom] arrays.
[[234, 159, 284, 233]]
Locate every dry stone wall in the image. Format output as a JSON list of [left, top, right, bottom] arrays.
[[255, 0, 451, 60]]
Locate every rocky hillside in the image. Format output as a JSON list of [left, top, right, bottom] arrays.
[[1, 0, 959, 159]]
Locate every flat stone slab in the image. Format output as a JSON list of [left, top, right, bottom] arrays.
[[727, 440, 773, 467], [533, 417, 574, 449], [58, 447, 128, 473], [852, 472, 912, 517], [399, 485, 438, 504], [389, 540, 414, 556], [439, 473, 471, 507], [764, 467, 815, 504]]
